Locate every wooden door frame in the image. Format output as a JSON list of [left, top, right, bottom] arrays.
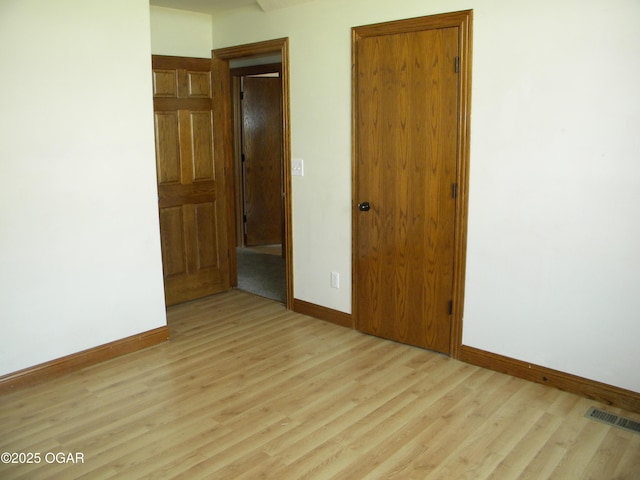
[[352, 11, 472, 358], [212, 38, 293, 309]]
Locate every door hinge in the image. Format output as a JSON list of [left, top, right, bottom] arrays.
[[241, 153, 246, 163], [448, 300, 454, 315], [243, 214, 247, 223], [454, 56, 460, 73], [452, 183, 458, 199], [240, 91, 244, 100]]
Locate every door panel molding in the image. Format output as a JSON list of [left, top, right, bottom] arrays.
[[152, 55, 230, 306], [352, 11, 472, 357]]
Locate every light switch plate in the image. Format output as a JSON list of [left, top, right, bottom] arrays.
[[292, 158, 304, 176]]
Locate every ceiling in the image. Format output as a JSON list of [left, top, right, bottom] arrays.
[[149, 0, 316, 15]]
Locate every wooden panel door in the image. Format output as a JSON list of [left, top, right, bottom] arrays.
[[353, 18, 463, 354], [152, 56, 229, 306], [241, 76, 283, 246]]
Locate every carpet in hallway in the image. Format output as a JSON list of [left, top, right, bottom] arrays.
[[236, 248, 286, 303]]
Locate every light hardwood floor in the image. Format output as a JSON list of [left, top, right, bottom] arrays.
[[1, 290, 639, 479]]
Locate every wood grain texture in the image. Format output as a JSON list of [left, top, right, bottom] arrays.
[[1, 290, 637, 479], [460, 345, 640, 414], [352, 11, 472, 359], [242, 76, 283, 246], [353, 14, 468, 355], [231, 64, 285, 251], [293, 298, 353, 328], [153, 55, 230, 306], [0, 327, 168, 394]]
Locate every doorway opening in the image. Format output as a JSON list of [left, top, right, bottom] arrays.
[[232, 62, 285, 303], [212, 39, 293, 308]]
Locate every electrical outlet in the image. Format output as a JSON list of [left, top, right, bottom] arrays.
[[331, 271, 340, 289]]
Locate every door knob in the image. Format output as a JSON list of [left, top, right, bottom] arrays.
[[358, 201, 371, 212]]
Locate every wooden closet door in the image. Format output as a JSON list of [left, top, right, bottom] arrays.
[[152, 56, 230, 306], [353, 23, 460, 354]]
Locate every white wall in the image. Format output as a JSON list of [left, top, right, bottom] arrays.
[[210, 0, 640, 393], [150, 5, 212, 57], [0, 0, 167, 376]]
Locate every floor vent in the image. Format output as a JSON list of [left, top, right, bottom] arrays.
[[585, 407, 640, 434]]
